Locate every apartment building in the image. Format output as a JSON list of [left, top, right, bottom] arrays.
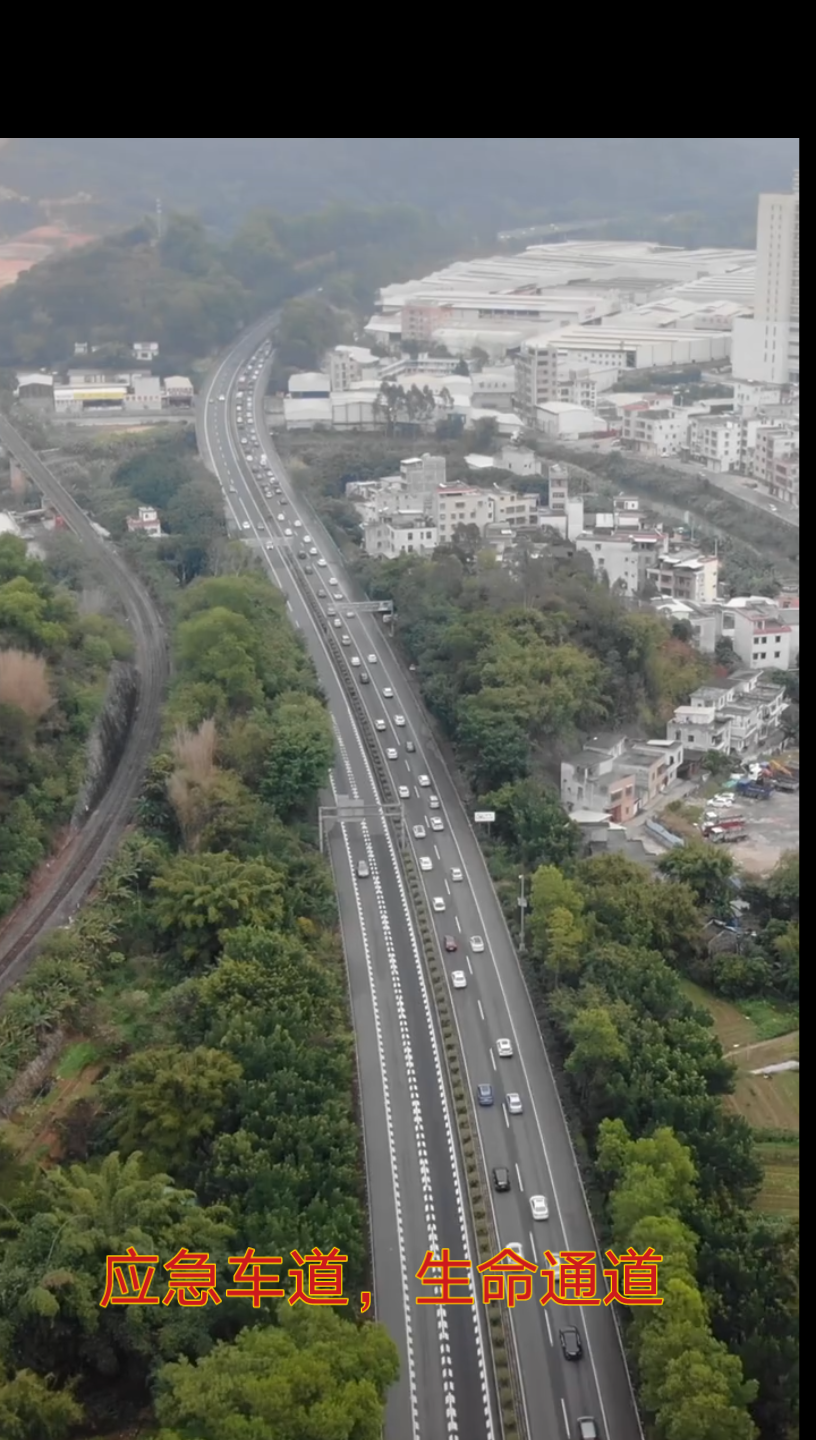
[[434, 486, 494, 540], [621, 406, 695, 456], [363, 516, 439, 559], [721, 606, 794, 670], [688, 414, 742, 472], [561, 733, 684, 821], [670, 674, 786, 757], [731, 171, 800, 384], [576, 531, 668, 593], [645, 550, 719, 604]]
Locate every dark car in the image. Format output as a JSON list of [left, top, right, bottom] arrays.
[[560, 1326, 583, 1362], [444, 935, 458, 952], [359, 671, 370, 684], [406, 740, 416, 753], [476, 1084, 494, 1107], [492, 1166, 511, 1193], [298, 549, 307, 559]]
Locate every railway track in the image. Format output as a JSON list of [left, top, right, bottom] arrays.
[[0, 414, 169, 995]]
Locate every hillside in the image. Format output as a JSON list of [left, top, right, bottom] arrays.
[[0, 137, 800, 238]]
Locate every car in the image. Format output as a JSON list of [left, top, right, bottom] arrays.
[[506, 1093, 523, 1115], [430, 817, 444, 832], [576, 1420, 598, 1440], [398, 785, 411, 799], [419, 856, 433, 871], [345, 609, 355, 618], [769, 503, 778, 512], [432, 897, 446, 913], [394, 715, 406, 726], [284, 527, 293, 537], [530, 1195, 549, 1221], [318, 589, 327, 598], [492, 1166, 511, 1192], [496, 1038, 513, 1059], [413, 825, 427, 839], [310, 547, 319, 556], [340, 634, 351, 646], [317, 558, 327, 567], [375, 719, 387, 732], [451, 970, 467, 990], [277, 513, 285, 521], [333, 618, 342, 629], [406, 740, 416, 753], [293, 520, 302, 529], [257, 520, 265, 531], [444, 935, 457, 952], [327, 605, 336, 615], [428, 795, 440, 809], [386, 748, 398, 760], [383, 687, 394, 699], [506, 1241, 524, 1259], [218, 393, 226, 401], [329, 576, 340, 587], [560, 1326, 583, 1362], [298, 549, 307, 559], [279, 496, 287, 504], [418, 774, 431, 787], [470, 936, 485, 953], [303, 535, 311, 544], [241, 520, 251, 531], [451, 867, 463, 883], [265, 541, 275, 550], [350, 656, 361, 667], [359, 672, 370, 684], [357, 860, 370, 880], [367, 654, 378, 664], [304, 564, 314, 574], [477, 1083, 494, 1106]]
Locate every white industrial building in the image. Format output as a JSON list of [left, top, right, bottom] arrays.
[[731, 171, 800, 385], [535, 401, 606, 438], [283, 397, 333, 429], [288, 372, 331, 397], [330, 391, 380, 429]]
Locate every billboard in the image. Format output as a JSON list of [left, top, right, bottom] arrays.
[[474, 811, 496, 824]]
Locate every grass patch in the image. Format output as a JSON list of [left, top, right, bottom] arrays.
[[739, 998, 799, 1041], [56, 1040, 101, 1080], [755, 1142, 800, 1218], [681, 979, 797, 1047], [728, 1065, 799, 1132]]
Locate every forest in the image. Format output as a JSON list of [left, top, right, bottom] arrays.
[[0, 537, 396, 1434], [0, 202, 458, 369]]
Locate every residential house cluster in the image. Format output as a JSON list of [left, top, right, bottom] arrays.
[[561, 733, 685, 823], [653, 592, 800, 671], [15, 365, 194, 416], [669, 672, 787, 760]]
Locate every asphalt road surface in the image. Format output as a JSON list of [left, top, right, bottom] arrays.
[[0, 414, 169, 993], [198, 330, 643, 1440]]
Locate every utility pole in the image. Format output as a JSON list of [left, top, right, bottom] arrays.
[[518, 874, 528, 953]]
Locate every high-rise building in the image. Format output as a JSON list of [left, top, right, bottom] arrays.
[[731, 171, 799, 384]]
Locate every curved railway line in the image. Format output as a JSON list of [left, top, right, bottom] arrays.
[[0, 413, 169, 995]]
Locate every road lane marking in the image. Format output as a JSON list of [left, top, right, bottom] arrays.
[[434, 844, 441, 859], [502, 1103, 509, 1128], [466, 955, 473, 975], [545, 1310, 553, 1345], [444, 880, 451, 895], [455, 916, 461, 932], [489, 1048, 496, 1070], [515, 1163, 523, 1192], [477, 1000, 485, 1021], [561, 1398, 569, 1436]]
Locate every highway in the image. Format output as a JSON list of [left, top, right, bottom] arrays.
[[198, 329, 643, 1440]]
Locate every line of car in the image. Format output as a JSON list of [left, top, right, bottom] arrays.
[[225, 346, 603, 1440]]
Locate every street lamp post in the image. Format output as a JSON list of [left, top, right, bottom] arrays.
[[518, 874, 528, 953]]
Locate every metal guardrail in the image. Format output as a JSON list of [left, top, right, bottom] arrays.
[[287, 552, 525, 1440]]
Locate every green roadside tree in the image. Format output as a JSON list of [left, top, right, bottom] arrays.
[[155, 1304, 400, 1440], [658, 842, 736, 916], [0, 1365, 82, 1440], [104, 1045, 243, 1171], [261, 692, 334, 818], [150, 852, 285, 965]]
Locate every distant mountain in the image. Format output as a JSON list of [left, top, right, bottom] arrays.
[[0, 137, 800, 238]]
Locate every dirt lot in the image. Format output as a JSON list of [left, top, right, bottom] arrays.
[[733, 787, 800, 876]]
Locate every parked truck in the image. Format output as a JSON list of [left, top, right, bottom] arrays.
[[709, 826, 749, 844], [735, 780, 772, 800]]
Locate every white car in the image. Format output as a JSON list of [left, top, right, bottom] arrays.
[[413, 824, 426, 839], [451, 971, 467, 990], [340, 635, 351, 646], [428, 795, 440, 809], [470, 936, 485, 953], [418, 775, 431, 788], [294, 520, 302, 529], [383, 687, 394, 699], [317, 559, 327, 567], [303, 535, 311, 544], [241, 520, 250, 530], [265, 541, 275, 550], [310, 547, 319, 556], [284, 527, 293, 537], [333, 618, 342, 629], [506, 1092, 523, 1116], [350, 656, 361, 667], [386, 748, 398, 760], [345, 610, 355, 619], [451, 867, 463, 883], [367, 654, 378, 664], [506, 1242, 524, 1259], [398, 785, 411, 799], [277, 513, 285, 521], [432, 897, 446, 913], [375, 719, 387, 732], [419, 856, 433, 871], [430, 817, 444, 832], [394, 715, 406, 727], [530, 1195, 549, 1221], [496, 1038, 513, 1059]]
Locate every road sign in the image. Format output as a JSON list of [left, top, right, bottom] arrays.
[[474, 811, 496, 824]]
